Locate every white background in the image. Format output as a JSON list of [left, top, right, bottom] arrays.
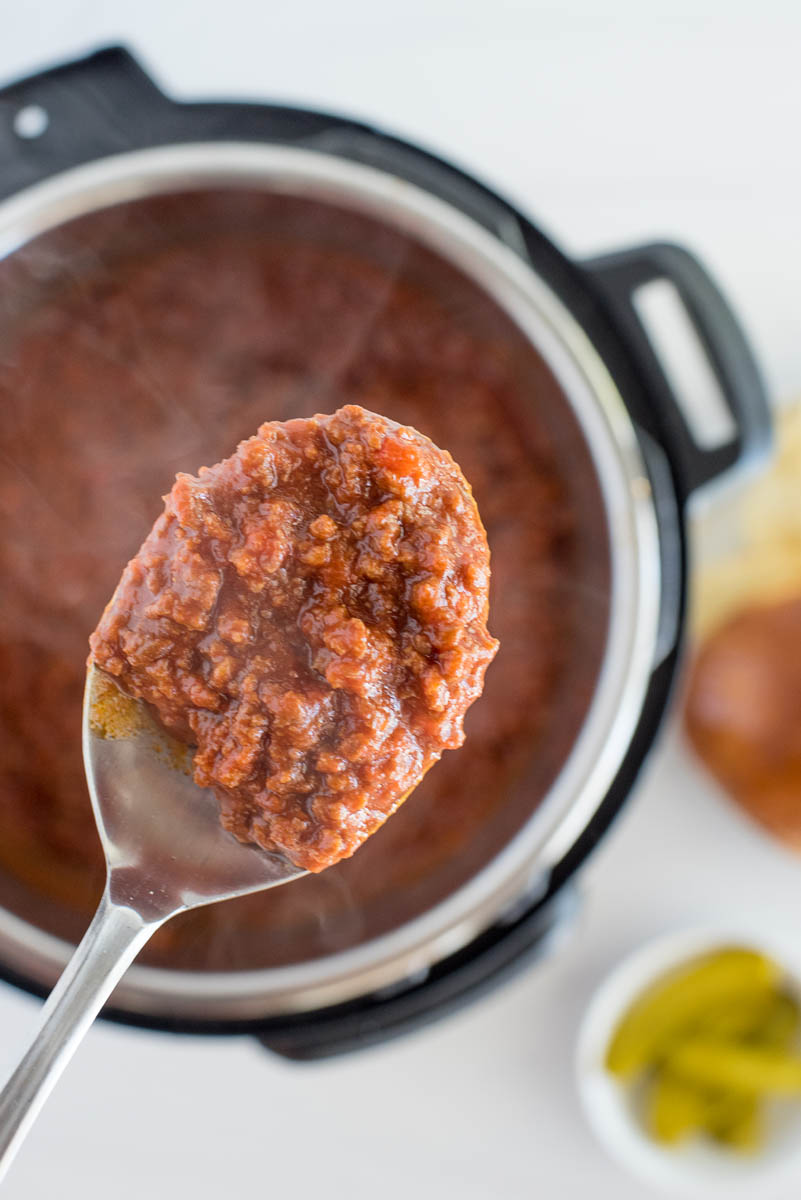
[[1, 2, 801, 1197]]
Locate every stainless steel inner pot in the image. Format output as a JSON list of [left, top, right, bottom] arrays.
[[0, 143, 661, 1020]]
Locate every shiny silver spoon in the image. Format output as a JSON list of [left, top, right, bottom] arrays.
[[0, 663, 306, 1182]]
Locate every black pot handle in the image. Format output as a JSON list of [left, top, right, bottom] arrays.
[[0, 47, 176, 199], [583, 242, 771, 497], [0, 47, 356, 204]]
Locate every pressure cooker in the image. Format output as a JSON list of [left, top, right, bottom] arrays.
[[0, 47, 769, 1058]]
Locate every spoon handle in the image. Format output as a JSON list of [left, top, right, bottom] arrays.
[[0, 888, 160, 1184]]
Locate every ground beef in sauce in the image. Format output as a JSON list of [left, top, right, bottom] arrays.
[[90, 406, 498, 872]]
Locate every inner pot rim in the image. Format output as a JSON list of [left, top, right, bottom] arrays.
[[0, 142, 661, 1019]]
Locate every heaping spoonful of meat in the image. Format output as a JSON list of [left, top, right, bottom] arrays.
[[0, 404, 498, 1180]]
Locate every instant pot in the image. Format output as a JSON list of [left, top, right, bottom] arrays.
[[0, 47, 769, 1058]]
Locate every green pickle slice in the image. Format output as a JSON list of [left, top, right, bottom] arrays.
[[605, 946, 801, 1157], [710, 1095, 761, 1154], [606, 949, 778, 1078], [647, 1072, 760, 1150], [669, 1039, 801, 1095], [648, 1072, 707, 1144]]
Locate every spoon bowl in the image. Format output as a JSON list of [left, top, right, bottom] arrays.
[[0, 664, 306, 1183], [84, 664, 305, 915]]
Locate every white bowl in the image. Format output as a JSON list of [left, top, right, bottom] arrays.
[[576, 926, 801, 1198]]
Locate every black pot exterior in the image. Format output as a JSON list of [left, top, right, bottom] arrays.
[[0, 47, 771, 1056]]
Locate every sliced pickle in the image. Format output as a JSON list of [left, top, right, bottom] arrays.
[[710, 1095, 761, 1154], [605, 946, 801, 1157], [668, 1039, 801, 1096], [606, 949, 778, 1079], [647, 1072, 706, 1144]]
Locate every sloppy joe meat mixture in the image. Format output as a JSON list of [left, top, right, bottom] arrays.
[[90, 406, 497, 872]]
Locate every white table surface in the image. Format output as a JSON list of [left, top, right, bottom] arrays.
[[1, 2, 801, 1196]]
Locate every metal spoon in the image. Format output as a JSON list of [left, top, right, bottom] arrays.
[[0, 663, 306, 1182]]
